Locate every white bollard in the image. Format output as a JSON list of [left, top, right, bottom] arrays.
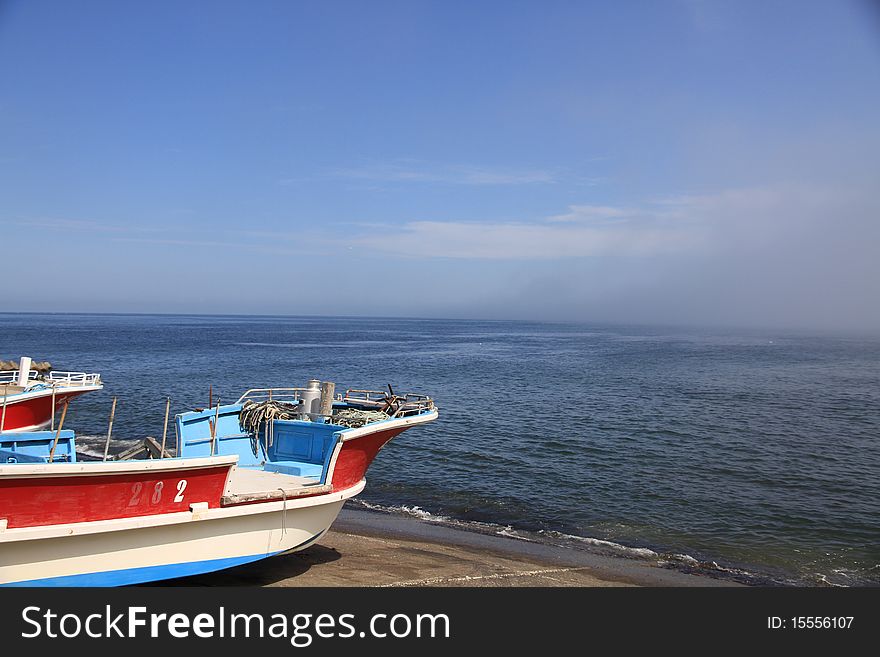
[[16, 357, 32, 387]]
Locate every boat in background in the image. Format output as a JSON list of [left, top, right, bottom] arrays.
[[0, 357, 103, 432], [0, 379, 437, 586]]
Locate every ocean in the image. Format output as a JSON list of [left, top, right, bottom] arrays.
[[2, 312, 878, 586]]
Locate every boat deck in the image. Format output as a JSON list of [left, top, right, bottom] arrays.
[[221, 466, 331, 506]]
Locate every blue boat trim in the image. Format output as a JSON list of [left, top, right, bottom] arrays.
[[175, 402, 343, 484], [1, 431, 77, 463], [2, 530, 325, 587]]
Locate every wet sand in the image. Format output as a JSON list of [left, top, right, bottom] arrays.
[[159, 507, 740, 587]]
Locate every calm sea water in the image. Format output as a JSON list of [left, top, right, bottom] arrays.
[[2, 313, 878, 586]]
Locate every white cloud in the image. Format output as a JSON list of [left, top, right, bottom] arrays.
[[546, 205, 635, 222], [350, 200, 704, 259], [346, 178, 880, 330]]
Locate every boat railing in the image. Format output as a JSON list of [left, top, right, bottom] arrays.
[[343, 389, 388, 405], [236, 388, 308, 404], [0, 370, 101, 388], [46, 371, 103, 387], [343, 389, 435, 416], [236, 387, 435, 417], [0, 370, 39, 385]]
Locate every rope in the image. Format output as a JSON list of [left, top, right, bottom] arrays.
[[278, 488, 287, 535], [329, 408, 390, 428], [239, 400, 299, 457], [239, 399, 392, 434]]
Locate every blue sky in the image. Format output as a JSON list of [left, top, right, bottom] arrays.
[[2, 1, 879, 330]]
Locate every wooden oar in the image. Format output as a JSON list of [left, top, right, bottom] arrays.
[[102, 396, 118, 461], [48, 399, 70, 462], [160, 397, 171, 458], [210, 398, 221, 456]]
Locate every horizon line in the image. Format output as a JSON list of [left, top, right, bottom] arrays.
[[1, 310, 878, 339]]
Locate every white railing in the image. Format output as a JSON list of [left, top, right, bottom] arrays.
[[47, 371, 102, 387], [342, 389, 388, 405], [236, 387, 308, 404], [236, 386, 435, 418], [0, 370, 101, 387], [342, 389, 435, 416], [0, 370, 40, 385]]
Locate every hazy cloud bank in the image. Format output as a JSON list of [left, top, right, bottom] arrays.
[[346, 181, 880, 330]]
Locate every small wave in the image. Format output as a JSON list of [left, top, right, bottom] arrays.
[[812, 573, 848, 588], [496, 525, 526, 539], [350, 500, 532, 540], [444, 519, 533, 541], [352, 500, 450, 523], [539, 529, 659, 559], [706, 561, 757, 578], [74, 435, 111, 460], [355, 508, 772, 584], [75, 435, 139, 460], [813, 567, 879, 587], [654, 556, 780, 585], [398, 505, 450, 522]]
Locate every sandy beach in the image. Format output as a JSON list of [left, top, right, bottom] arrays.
[[153, 507, 739, 587]]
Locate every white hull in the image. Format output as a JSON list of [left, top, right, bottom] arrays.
[[0, 480, 364, 586]]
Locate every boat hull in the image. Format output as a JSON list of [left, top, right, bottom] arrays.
[[0, 459, 234, 529], [0, 387, 97, 432], [0, 392, 438, 586], [330, 426, 405, 491], [0, 482, 361, 586]]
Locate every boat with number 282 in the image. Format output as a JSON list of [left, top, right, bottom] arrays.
[[0, 379, 437, 586]]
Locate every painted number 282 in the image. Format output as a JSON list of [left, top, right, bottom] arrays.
[[128, 479, 187, 506]]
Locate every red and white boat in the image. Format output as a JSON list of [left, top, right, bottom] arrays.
[[0, 357, 103, 432], [0, 380, 437, 586]]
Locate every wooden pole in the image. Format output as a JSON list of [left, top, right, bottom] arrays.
[[102, 396, 118, 462], [48, 400, 69, 462], [208, 384, 213, 409], [210, 398, 220, 456], [1, 387, 7, 433], [160, 397, 171, 458]]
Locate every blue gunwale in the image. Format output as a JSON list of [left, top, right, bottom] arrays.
[[0, 430, 77, 463], [175, 403, 345, 484]]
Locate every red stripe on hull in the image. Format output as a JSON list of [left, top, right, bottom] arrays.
[[330, 427, 405, 492], [0, 390, 91, 432], [0, 466, 230, 529]]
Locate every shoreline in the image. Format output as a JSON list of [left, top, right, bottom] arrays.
[[152, 507, 742, 587]]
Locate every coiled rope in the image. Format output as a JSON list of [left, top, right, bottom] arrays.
[[239, 400, 299, 457], [238, 400, 392, 457], [329, 408, 390, 428]]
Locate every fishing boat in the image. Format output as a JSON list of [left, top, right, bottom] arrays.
[[0, 357, 103, 432], [0, 380, 437, 586]]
